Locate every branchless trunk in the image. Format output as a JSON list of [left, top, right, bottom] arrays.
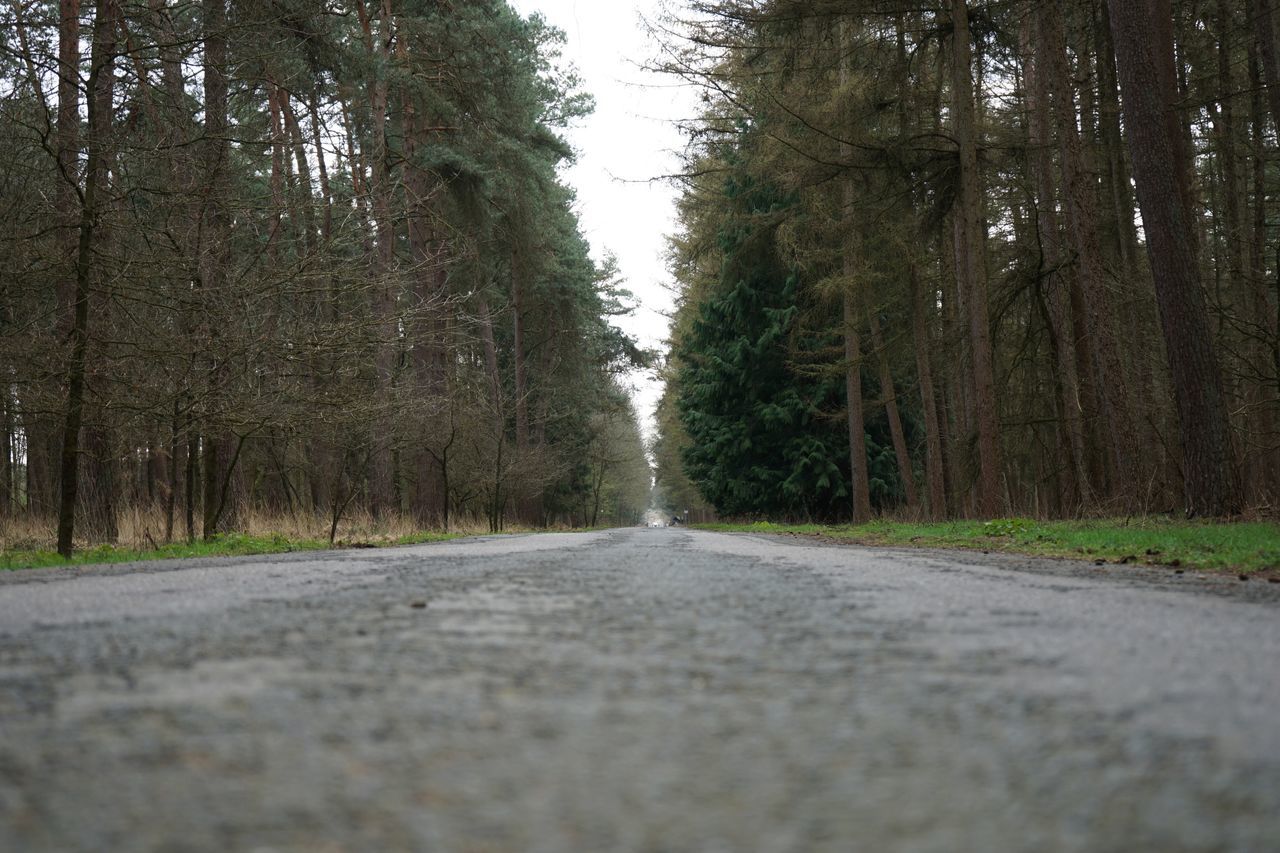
[[1022, 13, 1091, 510], [951, 0, 1003, 516], [909, 265, 946, 518], [265, 80, 286, 265], [280, 94, 318, 259], [399, 51, 447, 525], [1213, 2, 1269, 501], [358, 0, 398, 518], [1039, 0, 1141, 507], [200, 0, 239, 539], [1246, 0, 1280, 494], [839, 17, 872, 523], [1107, 0, 1242, 516], [476, 298, 504, 417], [0, 384, 9, 518], [868, 311, 917, 510], [511, 250, 531, 456], [843, 289, 873, 522]]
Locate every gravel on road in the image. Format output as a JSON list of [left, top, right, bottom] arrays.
[[0, 527, 1277, 852]]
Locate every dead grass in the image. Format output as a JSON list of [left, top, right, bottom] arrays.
[[0, 506, 497, 554]]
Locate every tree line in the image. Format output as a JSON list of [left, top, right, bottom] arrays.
[[0, 0, 652, 555], [654, 0, 1280, 522]]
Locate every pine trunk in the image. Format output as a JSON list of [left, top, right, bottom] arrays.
[[56, 0, 114, 557], [843, 290, 873, 522], [1107, 0, 1242, 516], [1040, 0, 1142, 507], [1023, 13, 1091, 509], [951, 0, 1003, 516], [909, 266, 947, 519], [868, 311, 917, 510]]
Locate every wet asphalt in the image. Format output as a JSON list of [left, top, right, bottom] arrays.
[[0, 527, 1277, 852]]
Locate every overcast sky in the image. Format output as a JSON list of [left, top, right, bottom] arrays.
[[507, 0, 698, 439]]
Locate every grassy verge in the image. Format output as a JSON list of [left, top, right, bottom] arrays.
[[695, 518, 1280, 575], [1, 530, 464, 572]]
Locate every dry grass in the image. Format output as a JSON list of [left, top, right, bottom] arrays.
[[0, 506, 496, 554]]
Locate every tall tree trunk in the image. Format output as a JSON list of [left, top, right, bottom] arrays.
[[360, 0, 398, 519], [165, 400, 179, 543], [868, 311, 917, 510], [185, 429, 197, 543], [1150, 0, 1196, 221], [1023, 13, 1091, 510], [401, 77, 446, 526], [28, 0, 83, 522], [1256, 0, 1280, 131], [843, 289, 873, 522], [951, 0, 1003, 516], [511, 251, 531, 456], [1247, 0, 1280, 497], [1107, 0, 1242, 516], [281, 94, 318, 258], [200, 0, 236, 539], [56, 0, 114, 557], [909, 266, 946, 519], [265, 81, 285, 265], [1040, 0, 1142, 507], [477, 298, 504, 418], [840, 18, 873, 522], [0, 390, 10, 518], [1213, 1, 1269, 502]]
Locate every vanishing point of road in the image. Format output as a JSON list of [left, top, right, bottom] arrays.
[[1, 527, 1277, 851]]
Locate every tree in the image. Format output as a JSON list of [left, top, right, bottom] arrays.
[[1106, 0, 1242, 517]]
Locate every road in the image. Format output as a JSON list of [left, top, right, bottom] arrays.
[[0, 527, 1277, 852]]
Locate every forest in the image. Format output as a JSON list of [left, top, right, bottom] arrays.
[[0, 0, 654, 557], [654, 0, 1280, 523]]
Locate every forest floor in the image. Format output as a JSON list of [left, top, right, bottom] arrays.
[[695, 518, 1280, 579]]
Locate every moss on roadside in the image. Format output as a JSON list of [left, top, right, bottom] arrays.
[[695, 518, 1280, 575]]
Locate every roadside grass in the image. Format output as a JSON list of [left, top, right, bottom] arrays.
[[0, 532, 331, 571], [695, 518, 1280, 575], [0, 509, 487, 571]]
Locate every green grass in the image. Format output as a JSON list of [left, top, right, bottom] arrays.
[[1, 530, 465, 571], [391, 530, 466, 547], [696, 518, 1280, 574]]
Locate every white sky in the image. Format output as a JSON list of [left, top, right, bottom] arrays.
[[508, 0, 698, 440]]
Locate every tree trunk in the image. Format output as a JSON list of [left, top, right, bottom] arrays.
[[0, 390, 10, 518], [360, 0, 398, 519], [56, 0, 114, 557], [843, 290, 873, 522], [1040, 0, 1142, 507], [1023, 13, 1092, 510], [909, 266, 946, 519], [1107, 0, 1242, 516], [200, 0, 238, 539], [868, 311, 917, 510], [951, 0, 1003, 516], [185, 429, 198, 543], [165, 400, 179, 543], [56, 0, 80, 326], [512, 252, 531, 455]]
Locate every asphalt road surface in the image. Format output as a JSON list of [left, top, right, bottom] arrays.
[[1, 527, 1278, 852]]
